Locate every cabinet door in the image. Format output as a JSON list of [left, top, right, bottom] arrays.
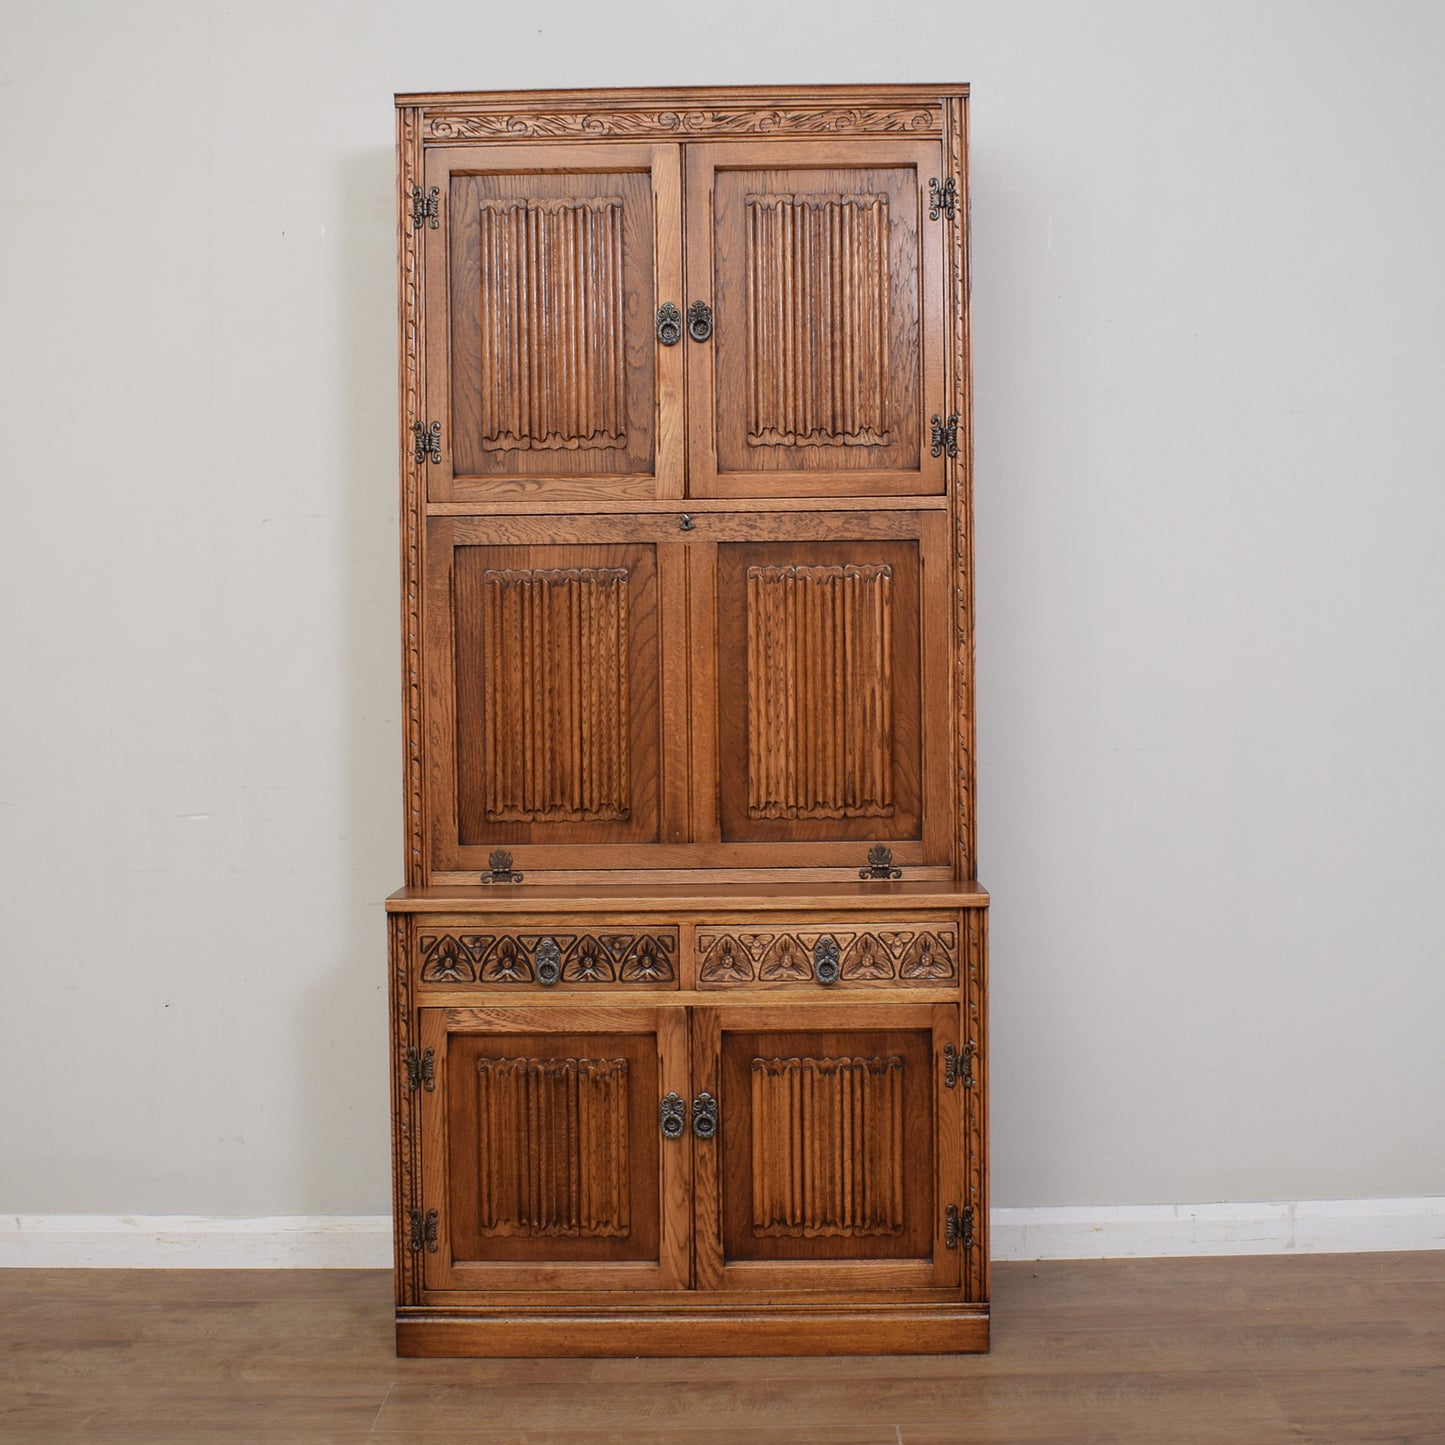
[[423, 143, 683, 504], [424, 514, 689, 878], [689, 509, 952, 870], [690, 1003, 961, 1291], [418, 1005, 690, 1293], [685, 140, 946, 499]]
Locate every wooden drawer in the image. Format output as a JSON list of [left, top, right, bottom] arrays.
[[415, 924, 679, 990], [695, 918, 958, 989]]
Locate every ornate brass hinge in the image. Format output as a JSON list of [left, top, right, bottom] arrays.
[[928, 176, 958, 221], [930, 413, 960, 459], [412, 420, 442, 464], [408, 1207, 438, 1253], [410, 185, 440, 229], [943, 1040, 976, 1089], [859, 845, 902, 881], [945, 1203, 975, 1250], [480, 848, 524, 884], [405, 1045, 435, 1093]]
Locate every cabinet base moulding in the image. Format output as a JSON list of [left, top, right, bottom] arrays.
[[396, 1303, 989, 1357]]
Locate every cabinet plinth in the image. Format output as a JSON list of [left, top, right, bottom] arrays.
[[391, 84, 986, 1356]]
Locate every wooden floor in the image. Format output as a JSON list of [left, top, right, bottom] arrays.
[[2, 1253, 1442, 1442]]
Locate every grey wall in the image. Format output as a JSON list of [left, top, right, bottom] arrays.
[[2, 0, 1442, 1215]]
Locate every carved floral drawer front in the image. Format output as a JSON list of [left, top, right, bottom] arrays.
[[695, 922, 957, 989], [416, 927, 678, 988]]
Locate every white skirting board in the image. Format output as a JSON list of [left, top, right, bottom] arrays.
[[2, 1199, 1442, 1267]]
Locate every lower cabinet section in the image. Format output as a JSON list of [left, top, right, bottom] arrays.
[[389, 896, 989, 1355], [418, 1006, 690, 1293]]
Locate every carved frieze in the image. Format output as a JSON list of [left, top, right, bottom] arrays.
[[426, 106, 941, 141], [417, 929, 677, 985], [696, 925, 957, 987]]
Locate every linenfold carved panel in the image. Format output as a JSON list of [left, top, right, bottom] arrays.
[[474, 1056, 631, 1237], [418, 929, 677, 985], [745, 194, 891, 449], [483, 566, 631, 823], [696, 926, 957, 986], [476, 198, 626, 453], [751, 1054, 905, 1237], [746, 563, 894, 820]]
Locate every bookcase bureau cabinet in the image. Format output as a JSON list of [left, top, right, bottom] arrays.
[[388, 84, 987, 1356]]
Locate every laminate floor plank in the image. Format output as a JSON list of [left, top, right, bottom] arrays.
[[3, 1255, 1444, 1441]]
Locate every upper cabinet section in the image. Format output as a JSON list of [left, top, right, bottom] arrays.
[[422, 143, 684, 504], [401, 90, 966, 506], [686, 140, 946, 499]]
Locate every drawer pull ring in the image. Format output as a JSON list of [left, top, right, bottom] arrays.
[[534, 936, 562, 987], [812, 935, 841, 986], [659, 1092, 687, 1140], [656, 302, 682, 346], [691, 1091, 719, 1140], [687, 299, 713, 342]]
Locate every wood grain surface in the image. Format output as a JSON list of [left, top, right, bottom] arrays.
[[3, 1254, 1442, 1440]]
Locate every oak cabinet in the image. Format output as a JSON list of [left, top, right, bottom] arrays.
[[418, 1006, 690, 1293], [423, 509, 952, 878], [390, 85, 985, 1357], [413, 1002, 962, 1301], [419, 134, 946, 504]]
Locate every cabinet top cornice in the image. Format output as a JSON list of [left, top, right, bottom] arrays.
[[397, 83, 967, 142]]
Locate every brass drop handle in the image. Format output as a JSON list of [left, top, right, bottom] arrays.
[[687, 300, 713, 342], [812, 935, 841, 987], [659, 1092, 686, 1140], [656, 302, 682, 346], [691, 1092, 718, 1139], [533, 936, 562, 987]]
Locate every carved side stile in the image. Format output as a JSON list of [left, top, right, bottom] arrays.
[[389, 914, 418, 1302], [944, 93, 974, 879], [965, 909, 988, 1300], [399, 105, 427, 886]]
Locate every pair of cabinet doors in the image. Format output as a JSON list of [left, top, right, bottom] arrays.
[[419, 138, 951, 502], [425, 509, 953, 877], [415, 1001, 964, 1297]]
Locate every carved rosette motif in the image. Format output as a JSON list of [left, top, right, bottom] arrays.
[[751, 1054, 905, 1237], [426, 106, 941, 141], [418, 929, 677, 985], [696, 926, 957, 986], [474, 1056, 631, 1238]]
